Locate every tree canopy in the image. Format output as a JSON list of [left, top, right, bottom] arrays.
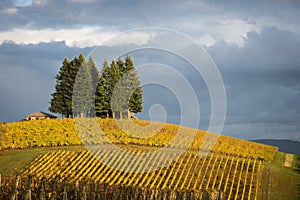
[[49, 54, 143, 119], [95, 55, 143, 119]]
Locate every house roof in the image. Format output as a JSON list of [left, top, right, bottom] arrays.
[[26, 111, 57, 118]]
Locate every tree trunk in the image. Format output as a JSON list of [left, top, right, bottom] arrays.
[[127, 109, 131, 119]]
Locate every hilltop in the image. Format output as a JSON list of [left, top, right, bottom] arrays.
[[0, 118, 278, 161], [0, 118, 299, 199]]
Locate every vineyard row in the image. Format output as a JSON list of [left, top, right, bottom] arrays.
[[22, 149, 262, 200]]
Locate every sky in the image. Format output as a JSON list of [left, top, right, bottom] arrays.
[[0, 0, 299, 141]]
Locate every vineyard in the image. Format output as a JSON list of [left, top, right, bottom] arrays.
[[1, 175, 225, 200], [16, 148, 262, 199], [0, 119, 298, 199], [0, 118, 278, 161]]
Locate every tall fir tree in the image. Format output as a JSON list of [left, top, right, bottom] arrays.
[[50, 54, 142, 119], [108, 60, 121, 118], [49, 57, 70, 117], [87, 56, 99, 117], [112, 57, 128, 119], [97, 55, 143, 119], [64, 54, 84, 117], [87, 56, 99, 88], [124, 55, 143, 116], [95, 60, 110, 118], [49, 53, 89, 118], [72, 55, 95, 117]]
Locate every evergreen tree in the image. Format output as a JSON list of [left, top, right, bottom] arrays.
[[87, 56, 99, 117], [49, 57, 69, 117], [116, 57, 126, 76], [87, 56, 99, 89], [49, 53, 86, 118], [112, 57, 128, 119], [108, 60, 121, 118], [95, 60, 110, 118], [73, 55, 95, 117], [111, 55, 143, 119], [50, 54, 142, 119], [63, 54, 84, 117], [125, 55, 143, 116]]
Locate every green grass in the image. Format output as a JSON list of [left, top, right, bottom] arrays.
[[0, 144, 162, 176], [0, 146, 86, 175], [258, 152, 300, 200]]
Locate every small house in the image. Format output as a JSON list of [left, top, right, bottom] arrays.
[[25, 111, 57, 121]]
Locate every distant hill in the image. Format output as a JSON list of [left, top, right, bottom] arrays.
[[253, 139, 300, 155]]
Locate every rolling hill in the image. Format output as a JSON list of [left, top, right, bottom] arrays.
[[1, 118, 299, 199]]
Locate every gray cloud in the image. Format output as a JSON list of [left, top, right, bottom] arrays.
[[0, 0, 13, 9], [0, 41, 92, 122], [1, 0, 299, 34], [208, 27, 300, 140]]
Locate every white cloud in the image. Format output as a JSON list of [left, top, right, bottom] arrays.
[[175, 17, 261, 46], [68, 0, 97, 3], [33, 0, 48, 6], [14, 0, 33, 7], [258, 16, 300, 34], [0, 27, 113, 47], [218, 19, 261, 45], [197, 34, 216, 47], [1, 7, 18, 14], [0, 27, 156, 48], [104, 31, 155, 46]]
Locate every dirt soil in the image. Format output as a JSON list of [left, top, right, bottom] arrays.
[[283, 153, 293, 168]]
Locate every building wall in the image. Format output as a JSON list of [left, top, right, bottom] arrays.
[[25, 116, 53, 120]]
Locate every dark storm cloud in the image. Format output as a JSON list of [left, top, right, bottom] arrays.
[[1, 0, 299, 32], [209, 27, 300, 71], [202, 0, 300, 24], [1, 0, 154, 29], [0, 41, 93, 122], [208, 27, 300, 140], [0, 0, 13, 9]]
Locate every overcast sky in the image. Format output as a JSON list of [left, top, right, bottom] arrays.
[[0, 0, 299, 141]]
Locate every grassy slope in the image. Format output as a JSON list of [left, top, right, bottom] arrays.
[[258, 152, 300, 200], [2, 118, 294, 198], [0, 146, 85, 175], [0, 144, 161, 176]]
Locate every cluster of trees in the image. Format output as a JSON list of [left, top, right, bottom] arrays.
[[49, 53, 143, 119]]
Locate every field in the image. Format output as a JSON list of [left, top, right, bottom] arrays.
[[0, 118, 298, 199], [20, 148, 261, 199], [258, 152, 300, 200], [0, 118, 278, 161], [0, 146, 261, 199]]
